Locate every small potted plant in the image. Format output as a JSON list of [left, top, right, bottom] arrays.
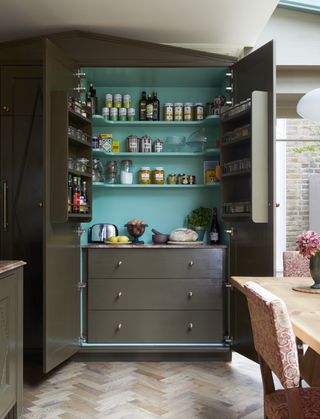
[[187, 207, 211, 241], [296, 230, 320, 289]]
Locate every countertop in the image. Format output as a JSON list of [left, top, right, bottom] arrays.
[[0, 260, 26, 274], [83, 244, 227, 249]]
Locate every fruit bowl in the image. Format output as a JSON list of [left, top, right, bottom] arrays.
[[125, 220, 148, 244]]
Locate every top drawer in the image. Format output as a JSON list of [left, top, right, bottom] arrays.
[[87, 248, 226, 279]]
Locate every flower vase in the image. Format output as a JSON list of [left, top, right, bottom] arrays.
[[309, 253, 320, 289]]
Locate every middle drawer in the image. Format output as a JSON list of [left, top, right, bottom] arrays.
[[88, 278, 223, 310]]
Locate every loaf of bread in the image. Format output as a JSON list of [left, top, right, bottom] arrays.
[[169, 228, 198, 242]]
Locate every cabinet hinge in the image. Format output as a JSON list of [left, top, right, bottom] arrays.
[[224, 335, 233, 345], [78, 282, 87, 290], [78, 335, 87, 344]]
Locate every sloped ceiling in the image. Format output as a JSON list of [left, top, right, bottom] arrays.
[[0, 0, 278, 56]]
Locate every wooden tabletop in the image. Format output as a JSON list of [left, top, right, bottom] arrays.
[[230, 276, 320, 355]]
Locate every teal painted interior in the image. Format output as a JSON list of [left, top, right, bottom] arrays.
[[81, 67, 227, 244]]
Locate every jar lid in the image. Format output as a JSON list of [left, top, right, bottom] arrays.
[[140, 166, 150, 170], [154, 167, 164, 170], [164, 102, 173, 106], [184, 102, 193, 106], [195, 102, 203, 106], [174, 102, 183, 106]]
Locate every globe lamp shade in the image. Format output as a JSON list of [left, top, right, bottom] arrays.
[[297, 88, 320, 123]]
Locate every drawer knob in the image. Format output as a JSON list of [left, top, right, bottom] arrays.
[[117, 291, 122, 298], [117, 261, 123, 267], [188, 291, 193, 298], [188, 322, 193, 331], [116, 323, 122, 331], [188, 261, 194, 267]]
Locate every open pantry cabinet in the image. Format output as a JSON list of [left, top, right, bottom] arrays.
[[80, 67, 227, 243], [0, 31, 274, 373]]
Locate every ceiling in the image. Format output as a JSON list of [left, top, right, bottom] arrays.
[[0, 0, 278, 56]]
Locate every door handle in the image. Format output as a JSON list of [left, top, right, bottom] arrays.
[[3, 181, 8, 231], [224, 227, 234, 237]]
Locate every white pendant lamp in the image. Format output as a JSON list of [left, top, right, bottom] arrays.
[[297, 88, 320, 123]]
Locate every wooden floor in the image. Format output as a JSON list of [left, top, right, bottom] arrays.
[[22, 352, 264, 419]]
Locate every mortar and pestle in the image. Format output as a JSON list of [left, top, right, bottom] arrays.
[[151, 228, 170, 244]]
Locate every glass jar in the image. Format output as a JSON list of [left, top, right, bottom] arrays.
[[75, 157, 90, 173], [153, 167, 165, 184], [123, 94, 131, 109], [67, 157, 74, 170], [163, 103, 173, 121], [114, 94, 122, 108], [105, 160, 118, 184], [194, 103, 204, 120], [140, 135, 152, 152], [139, 167, 151, 184], [119, 108, 127, 121], [183, 103, 193, 121], [174, 103, 183, 121], [120, 160, 133, 185], [92, 159, 104, 182], [153, 139, 163, 153]]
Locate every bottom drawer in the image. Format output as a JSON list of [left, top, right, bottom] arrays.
[[88, 310, 223, 343]]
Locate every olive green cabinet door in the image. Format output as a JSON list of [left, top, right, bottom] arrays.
[[229, 40, 275, 361], [43, 39, 80, 373]]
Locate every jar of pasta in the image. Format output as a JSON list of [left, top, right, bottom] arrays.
[[139, 167, 151, 184], [153, 167, 165, 184]]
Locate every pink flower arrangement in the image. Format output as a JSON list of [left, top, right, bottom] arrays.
[[296, 230, 320, 258]]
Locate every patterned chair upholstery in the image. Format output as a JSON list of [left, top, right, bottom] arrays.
[[244, 281, 320, 418], [283, 251, 310, 277]]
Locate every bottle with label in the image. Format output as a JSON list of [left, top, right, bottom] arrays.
[[89, 83, 98, 115], [210, 207, 220, 244], [68, 174, 73, 213], [146, 94, 154, 121], [79, 180, 88, 214], [139, 91, 147, 121], [72, 176, 80, 214], [152, 91, 160, 121]]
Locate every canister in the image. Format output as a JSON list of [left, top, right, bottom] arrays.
[[114, 94, 122, 108], [110, 107, 118, 121], [119, 108, 127, 121], [127, 108, 135, 121], [163, 103, 173, 121], [105, 94, 113, 108], [194, 103, 204, 120], [183, 103, 193, 121], [153, 139, 163, 153], [127, 135, 139, 152], [102, 107, 110, 120], [123, 94, 131, 109], [140, 135, 152, 152], [174, 103, 183, 121]]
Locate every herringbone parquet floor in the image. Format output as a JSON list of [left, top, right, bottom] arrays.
[[22, 353, 264, 419]]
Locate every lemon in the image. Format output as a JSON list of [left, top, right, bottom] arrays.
[[118, 236, 129, 243], [109, 236, 118, 243]]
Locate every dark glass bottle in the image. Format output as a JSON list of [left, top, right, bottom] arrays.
[[146, 94, 154, 121], [139, 91, 147, 121], [210, 207, 220, 244], [72, 176, 80, 214], [152, 91, 160, 121], [88, 83, 98, 115], [68, 174, 73, 213], [80, 180, 88, 214]]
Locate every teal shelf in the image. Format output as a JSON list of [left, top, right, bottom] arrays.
[[93, 183, 220, 188], [92, 115, 219, 127], [92, 149, 219, 157]]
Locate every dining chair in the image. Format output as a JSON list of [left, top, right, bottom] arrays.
[[243, 281, 320, 419], [282, 251, 310, 277]]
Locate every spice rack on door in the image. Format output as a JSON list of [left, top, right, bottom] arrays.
[[51, 91, 93, 223]]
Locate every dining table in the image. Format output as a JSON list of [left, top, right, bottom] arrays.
[[230, 276, 320, 387]]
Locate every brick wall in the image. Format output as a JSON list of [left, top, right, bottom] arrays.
[[285, 119, 320, 250]]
